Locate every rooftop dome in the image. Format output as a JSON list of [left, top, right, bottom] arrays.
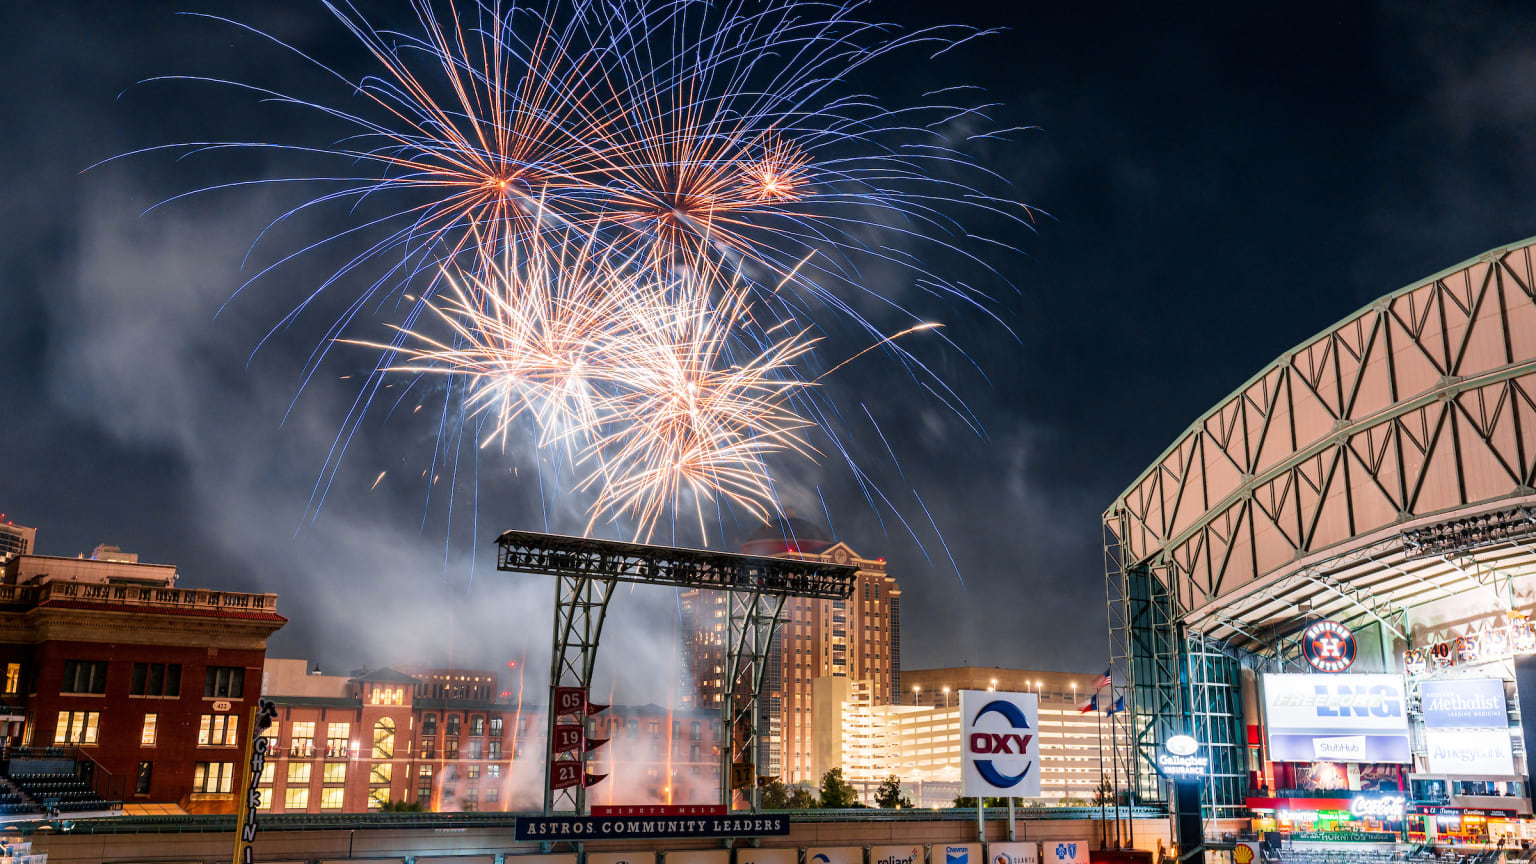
[[741, 516, 833, 557]]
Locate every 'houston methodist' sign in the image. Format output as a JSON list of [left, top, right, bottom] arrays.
[[959, 690, 1040, 798], [1421, 678, 1508, 729]]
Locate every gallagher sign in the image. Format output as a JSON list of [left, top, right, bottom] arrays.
[[1156, 734, 1207, 779], [1302, 621, 1357, 673], [960, 689, 1040, 798]]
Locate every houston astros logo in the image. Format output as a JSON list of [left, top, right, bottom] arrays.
[[968, 699, 1034, 788], [1302, 620, 1357, 673]]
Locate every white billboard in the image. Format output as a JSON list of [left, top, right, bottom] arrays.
[[1261, 674, 1410, 763], [1042, 842, 1088, 864], [987, 843, 1038, 864], [736, 851, 797, 864], [1425, 727, 1516, 775], [871, 846, 923, 864], [937, 844, 981, 864], [960, 690, 1040, 797], [806, 849, 863, 864]]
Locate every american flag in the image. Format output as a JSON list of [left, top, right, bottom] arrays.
[[1094, 667, 1112, 690]]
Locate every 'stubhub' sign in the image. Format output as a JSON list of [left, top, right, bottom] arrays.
[[959, 689, 1041, 798]]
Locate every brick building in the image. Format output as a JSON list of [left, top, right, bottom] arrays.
[[679, 518, 900, 784], [0, 545, 285, 813], [257, 658, 722, 813]]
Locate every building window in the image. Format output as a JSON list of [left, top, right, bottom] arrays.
[[290, 721, 315, 757], [129, 663, 182, 697], [470, 715, 485, 736], [320, 787, 345, 809], [422, 713, 438, 735], [373, 718, 395, 759], [419, 764, 433, 777], [326, 722, 350, 756], [260, 762, 275, 784], [60, 660, 107, 695], [135, 761, 152, 794], [3, 663, 19, 696], [204, 666, 244, 699], [487, 741, 501, 759], [323, 763, 346, 784], [199, 714, 239, 746], [489, 717, 502, 737], [141, 714, 158, 746], [284, 787, 309, 810], [417, 783, 432, 804], [54, 710, 100, 745], [193, 762, 235, 794], [467, 765, 480, 779], [420, 737, 435, 758], [370, 763, 393, 785], [257, 788, 273, 810], [288, 762, 312, 784], [445, 739, 458, 759], [368, 787, 389, 810], [464, 788, 478, 808], [486, 786, 499, 803], [446, 714, 461, 735], [487, 764, 501, 779], [466, 739, 482, 759]]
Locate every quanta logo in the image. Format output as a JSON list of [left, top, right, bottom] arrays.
[[968, 699, 1034, 788], [1302, 621, 1357, 673]]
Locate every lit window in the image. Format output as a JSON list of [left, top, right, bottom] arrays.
[[54, 710, 100, 745], [370, 763, 393, 784], [193, 761, 235, 794], [198, 714, 239, 746], [320, 787, 345, 809], [373, 718, 396, 759], [141, 714, 158, 746], [288, 762, 312, 784], [326, 723, 350, 756], [259, 762, 275, 784], [487, 764, 501, 779], [284, 787, 309, 810], [257, 788, 273, 810], [290, 721, 316, 757], [323, 763, 346, 784], [3, 663, 19, 696]]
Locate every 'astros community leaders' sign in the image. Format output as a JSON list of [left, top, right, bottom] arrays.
[[515, 815, 791, 841]]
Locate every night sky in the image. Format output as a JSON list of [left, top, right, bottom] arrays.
[[5, 1, 1536, 699]]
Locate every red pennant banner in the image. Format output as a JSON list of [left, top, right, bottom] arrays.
[[583, 772, 608, 787], [554, 687, 588, 716], [554, 724, 584, 754], [585, 702, 609, 716], [583, 736, 609, 752], [550, 761, 583, 790]]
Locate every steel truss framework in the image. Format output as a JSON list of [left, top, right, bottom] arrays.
[[1105, 237, 1536, 841], [495, 530, 856, 814]]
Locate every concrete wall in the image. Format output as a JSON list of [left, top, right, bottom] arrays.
[[28, 817, 1254, 864]]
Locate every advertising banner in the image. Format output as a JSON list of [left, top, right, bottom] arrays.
[[736, 850, 797, 864], [1042, 842, 1087, 864], [986, 843, 1037, 864], [871, 845, 923, 864], [586, 853, 655, 864], [1261, 674, 1410, 763], [505, 856, 576, 864], [936, 843, 981, 864], [1425, 728, 1516, 775], [1421, 678, 1507, 729], [515, 814, 789, 841], [806, 848, 863, 864], [663, 851, 727, 864], [960, 689, 1041, 797]]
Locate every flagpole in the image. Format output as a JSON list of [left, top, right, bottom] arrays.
[[1096, 699, 1106, 849]]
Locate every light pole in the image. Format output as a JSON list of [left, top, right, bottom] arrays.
[[942, 686, 951, 708], [914, 685, 922, 707], [989, 678, 997, 692]]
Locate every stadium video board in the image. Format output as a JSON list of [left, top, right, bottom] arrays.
[[1262, 674, 1410, 763]]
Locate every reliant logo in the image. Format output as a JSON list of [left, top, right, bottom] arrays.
[[875, 850, 919, 864], [968, 700, 1034, 788]]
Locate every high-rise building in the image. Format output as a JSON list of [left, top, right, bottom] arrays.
[[0, 518, 36, 564], [679, 518, 900, 784]]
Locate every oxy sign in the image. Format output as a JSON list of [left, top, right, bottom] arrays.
[[960, 689, 1040, 798]]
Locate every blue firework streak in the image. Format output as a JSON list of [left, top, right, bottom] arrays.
[[103, 0, 1032, 567]]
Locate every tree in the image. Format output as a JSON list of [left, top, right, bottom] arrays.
[[952, 795, 1009, 808], [818, 767, 859, 808], [787, 786, 818, 809], [875, 775, 913, 809], [379, 799, 426, 812], [760, 777, 791, 810], [1092, 780, 1115, 807]]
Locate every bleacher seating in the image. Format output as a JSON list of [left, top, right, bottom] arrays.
[[5, 769, 112, 814]]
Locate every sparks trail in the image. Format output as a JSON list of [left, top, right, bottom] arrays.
[[113, 0, 1030, 557]]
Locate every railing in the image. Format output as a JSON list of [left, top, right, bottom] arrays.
[[6, 805, 1171, 835], [2, 581, 278, 615]]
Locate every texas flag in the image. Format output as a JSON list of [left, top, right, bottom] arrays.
[[1105, 695, 1126, 716], [1079, 694, 1099, 714]]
